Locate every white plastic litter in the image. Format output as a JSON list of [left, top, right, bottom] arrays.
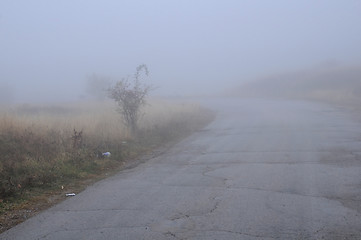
[[102, 152, 111, 157], [66, 193, 76, 197]]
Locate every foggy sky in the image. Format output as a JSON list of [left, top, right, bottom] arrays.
[[1, 0, 361, 103]]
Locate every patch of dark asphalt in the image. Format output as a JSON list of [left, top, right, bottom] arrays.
[[319, 148, 361, 167]]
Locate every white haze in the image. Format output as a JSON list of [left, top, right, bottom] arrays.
[[0, 0, 361, 103]]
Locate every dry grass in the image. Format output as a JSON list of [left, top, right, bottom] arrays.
[[0, 98, 214, 232], [0, 98, 214, 200]]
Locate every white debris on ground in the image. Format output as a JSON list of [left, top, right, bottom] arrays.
[[102, 152, 111, 157]]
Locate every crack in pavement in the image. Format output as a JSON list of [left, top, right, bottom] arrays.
[[153, 161, 325, 166], [231, 185, 361, 203], [162, 228, 305, 240], [199, 150, 361, 154], [201, 166, 228, 186], [39, 225, 150, 239], [160, 183, 361, 205], [170, 214, 190, 221], [168, 197, 222, 220], [160, 149, 361, 156], [152, 196, 223, 240], [163, 231, 189, 240], [49, 208, 143, 213]]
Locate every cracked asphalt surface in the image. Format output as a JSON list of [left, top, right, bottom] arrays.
[[2, 98, 361, 240]]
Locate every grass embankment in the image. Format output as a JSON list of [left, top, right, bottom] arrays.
[[233, 65, 361, 109], [0, 99, 214, 232]]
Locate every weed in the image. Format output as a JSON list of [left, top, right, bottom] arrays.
[[0, 99, 214, 201]]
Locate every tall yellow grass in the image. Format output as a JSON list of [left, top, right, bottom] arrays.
[[0, 99, 214, 198]]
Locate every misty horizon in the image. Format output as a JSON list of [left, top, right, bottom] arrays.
[[1, 0, 361, 103]]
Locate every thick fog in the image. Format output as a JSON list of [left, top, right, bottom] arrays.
[[1, 0, 361, 103]]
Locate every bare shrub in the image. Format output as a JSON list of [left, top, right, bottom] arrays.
[[108, 64, 152, 134], [71, 129, 83, 149]]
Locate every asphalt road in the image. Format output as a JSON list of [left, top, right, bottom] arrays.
[[2, 98, 361, 240]]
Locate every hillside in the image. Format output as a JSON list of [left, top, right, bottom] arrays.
[[233, 66, 361, 107]]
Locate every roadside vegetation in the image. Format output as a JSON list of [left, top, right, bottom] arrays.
[[0, 98, 214, 232]]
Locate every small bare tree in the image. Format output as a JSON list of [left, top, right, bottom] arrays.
[[108, 64, 151, 134], [86, 73, 112, 101]]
